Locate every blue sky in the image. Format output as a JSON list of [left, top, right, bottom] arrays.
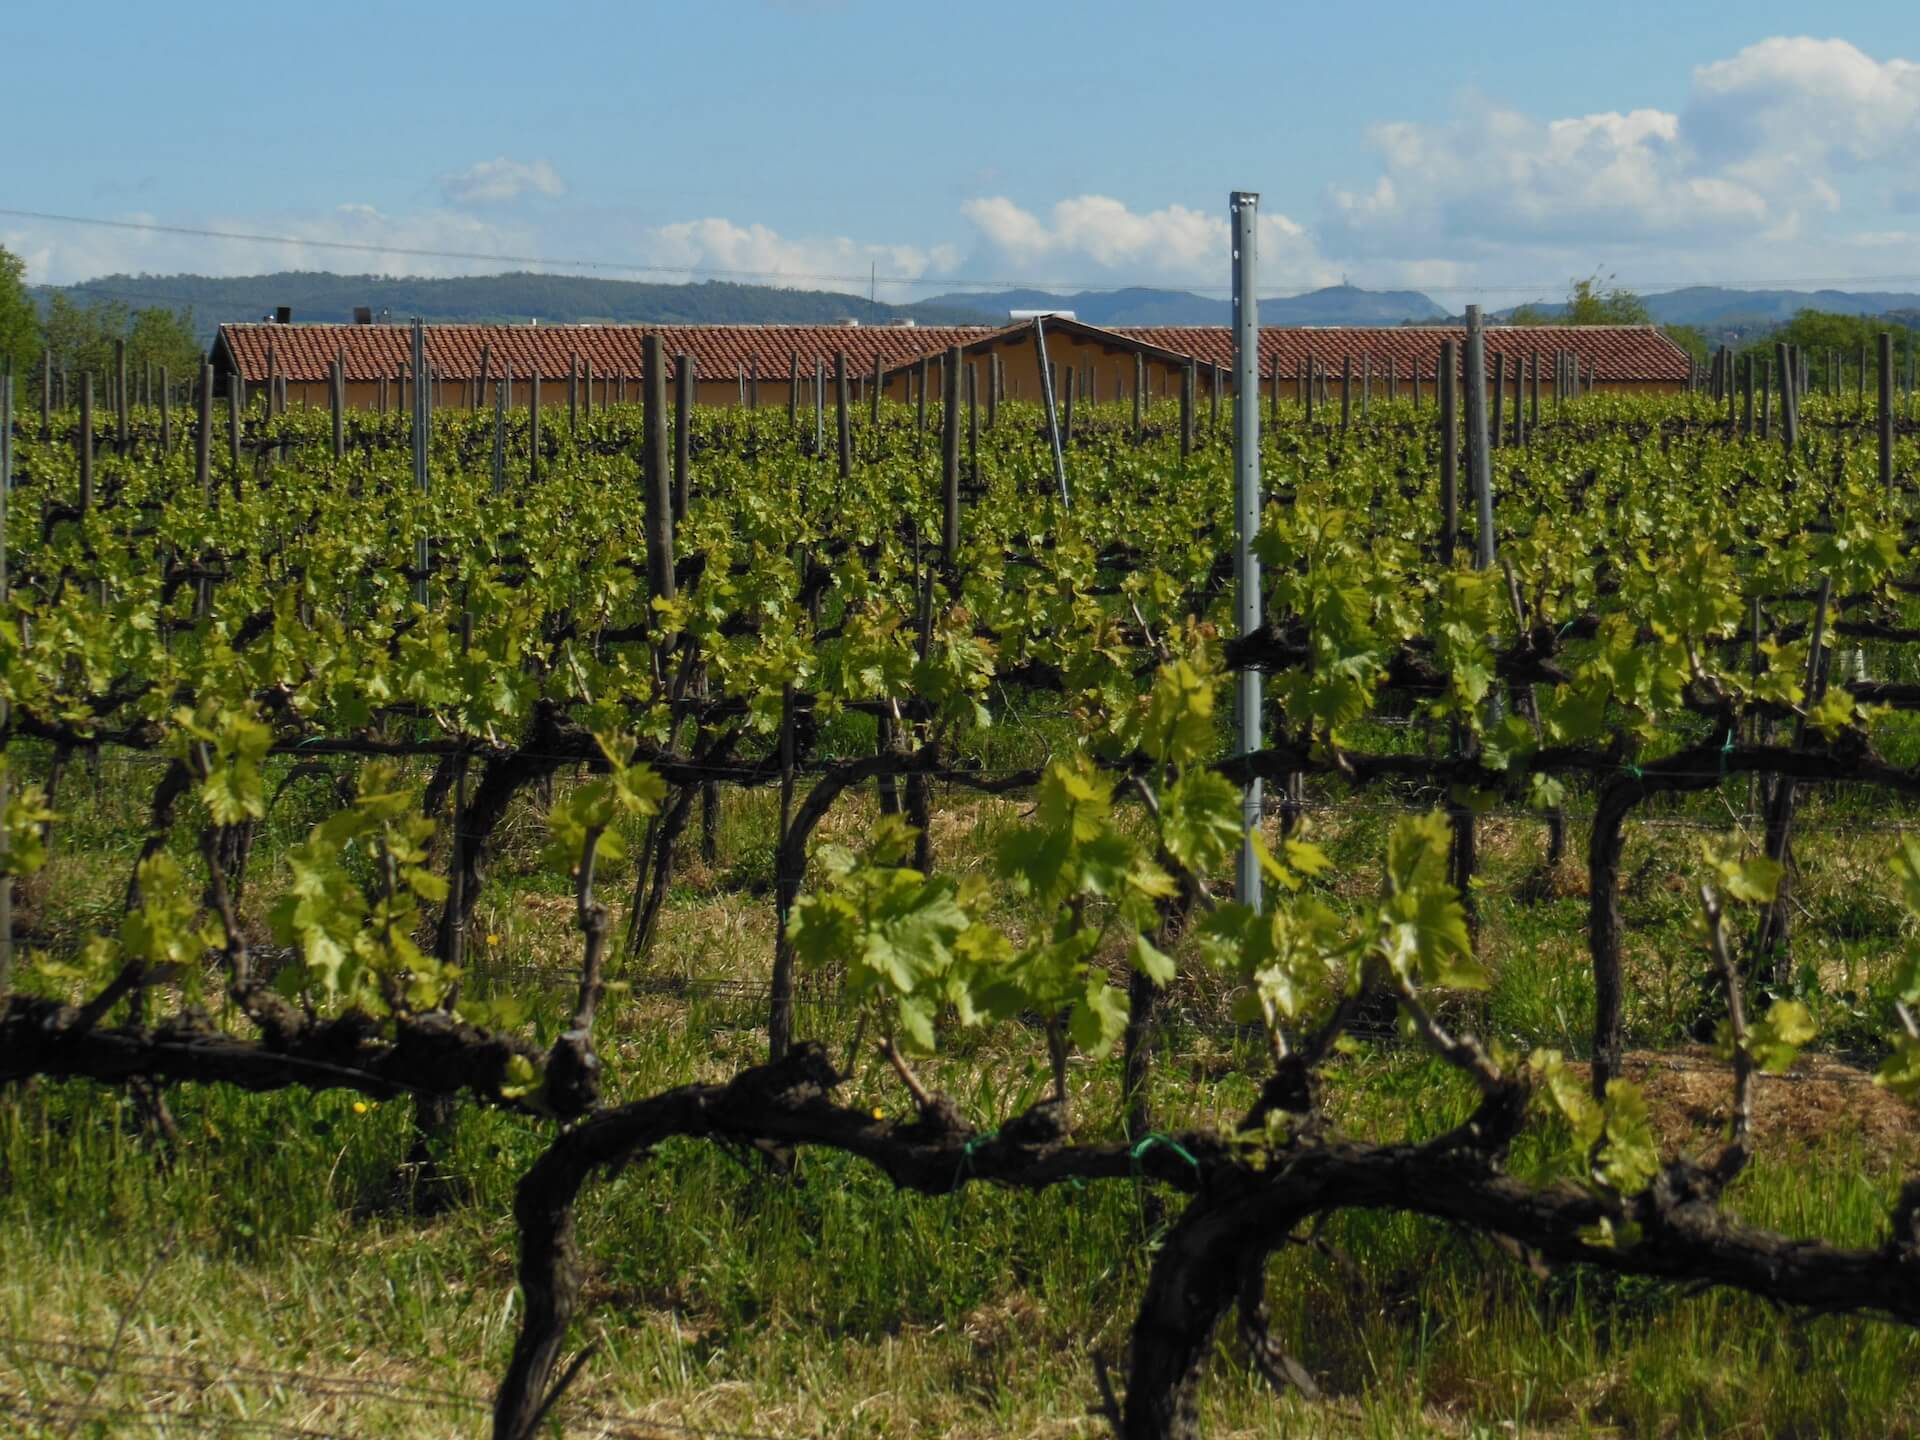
[[7, 1, 1919, 306]]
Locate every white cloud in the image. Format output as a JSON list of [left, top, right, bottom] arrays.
[[440, 157, 566, 205], [959, 194, 1330, 289], [1688, 37, 1920, 171], [1319, 37, 1920, 290], [7, 204, 545, 286], [644, 216, 956, 292], [1324, 99, 1767, 261]]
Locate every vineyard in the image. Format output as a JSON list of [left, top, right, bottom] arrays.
[[6, 348, 1920, 1440]]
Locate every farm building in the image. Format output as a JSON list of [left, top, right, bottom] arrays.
[[207, 322, 994, 411], [874, 315, 1198, 407], [208, 319, 1692, 408], [1102, 325, 1692, 397]]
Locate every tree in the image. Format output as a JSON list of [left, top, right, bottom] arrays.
[[127, 304, 202, 381], [39, 292, 200, 395], [41, 291, 127, 384], [0, 246, 41, 382], [1509, 271, 1651, 327], [1563, 272, 1650, 325], [1662, 323, 1710, 366], [1738, 309, 1915, 391]]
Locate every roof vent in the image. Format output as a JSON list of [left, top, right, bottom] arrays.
[[274, 306, 293, 325], [1010, 309, 1075, 321], [888, 319, 918, 328], [352, 307, 373, 325]]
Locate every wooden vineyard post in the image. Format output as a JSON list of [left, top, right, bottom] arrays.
[[227, 374, 242, 494], [1761, 358, 1772, 440], [159, 367, 172, 453], [870, 353, 883, 427], [1210, 360, 1222, 433], [1439, 339, 1458, 560], [331, 350, 345, 461], [813, 358, 825, 455], [1179, 360, 1195, 459], [477, 345, 491, 411], [585, 363, 596, 423], [750, 358, 761, 412], [674, 354, 693, 523], [1413, 353, 1422, 409], [1388, 356, 1397, 404], [1743, 353, 1756, 438], [835, 351, 851, 482], [0, 372, 8, 997], [1340, 354, 1352, 433], [492, 381, 506, 497], [1881, 332, 1895, 499], [1304, 358, 1315, 426], [643, 334, 674, 613], [568, 353, 578, 439], [1491, 352, 1505, 450], [195, 364, 213, 507], [78, 378, 93, 514], [39, 354, 49, 439], [1132, 352, 1144, 440], [1362, 355, 1372, 417], [966, 362, 979, 487], [1513, 354, 1525, 449], [1777, 341, 1798, 458], [942, 345, 962, 562], [115, 338, 128, 453], [529, 373, 542, 484]]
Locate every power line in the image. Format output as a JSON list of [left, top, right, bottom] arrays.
[[11, 205, 1920, 302]]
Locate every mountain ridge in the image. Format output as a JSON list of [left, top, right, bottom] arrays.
[[34, 272, 1920, 345]]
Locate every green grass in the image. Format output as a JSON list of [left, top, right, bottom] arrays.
[[6, 743, 1920, 1437]]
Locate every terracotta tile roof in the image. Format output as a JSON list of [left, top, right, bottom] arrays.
[[875, 316, 1199, 382], [213, 323, 995, 384], [1111, 325, 1691, 383], [215, 321, 1691, 385]]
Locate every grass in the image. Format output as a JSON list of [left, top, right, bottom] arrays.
[[5, 739, 1920, 1437]]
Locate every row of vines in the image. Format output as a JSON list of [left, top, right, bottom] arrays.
[[5, 367, 1920, 1437]]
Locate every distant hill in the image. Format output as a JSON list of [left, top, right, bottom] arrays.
[[1646, 287, 1920, 327], [919, 283, 1447, 326], [1494, 286, 1920, 335], [34, 271, 998, 345]]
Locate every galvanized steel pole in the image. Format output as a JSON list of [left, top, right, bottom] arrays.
[[411, 318, 429, 608], [1231, 191, 1263, 912], [1034, 317, 1070, 510]]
